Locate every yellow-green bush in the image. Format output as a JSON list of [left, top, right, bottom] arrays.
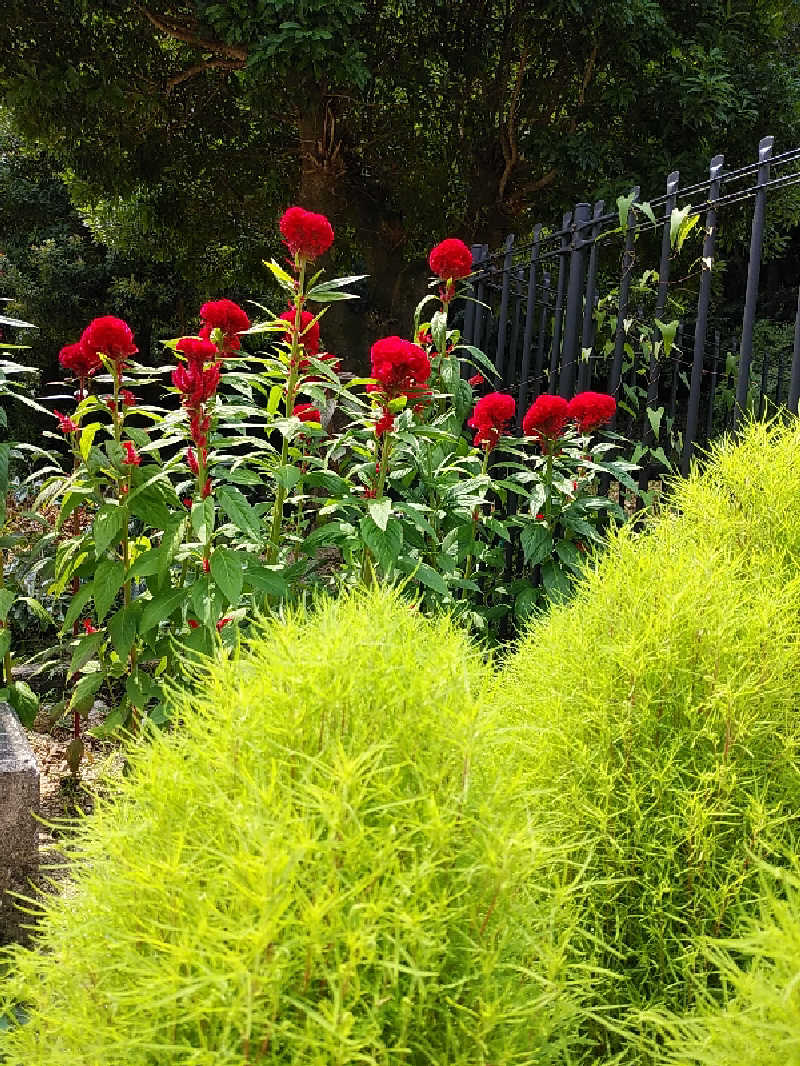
[[495, 420, 800, 1053], [0, 588, 589, 1066]]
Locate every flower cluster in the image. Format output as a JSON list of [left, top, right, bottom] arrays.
[[58, 340, 101, 390], [566, 391, 617, 433], [429, 238, 472, 303], [279, 206, 335, 263], [522, 391, 616, 447], [468, 391, 515, 451], [367, 336, 431, 436], [172, 333, 227, 495], [81, 316, 137, 370], [199, 299, 250, 356]]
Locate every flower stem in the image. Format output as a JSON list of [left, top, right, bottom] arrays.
[[464, 448, 491, 582]]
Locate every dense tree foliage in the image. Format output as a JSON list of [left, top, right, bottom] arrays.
[[1, 1, 799, 350]]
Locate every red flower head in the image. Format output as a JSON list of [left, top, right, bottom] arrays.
[[59, 340, 102, 383], [369, 336, 431, 402], [119, 389, 136, 408], [279, 308, 321, 357], [293, 403, 321, 423], [122, 441, 140, 466], [187, 619, 199, 629], [375, 409, 395, 437], [468, 373, 485, 388], [172, 362, 221, 408], [279, 206, 334, 261], [522, 394, 569, 445], [176, 337, 218, 367], [201, 479, 212, 499], [186, 447, 200, 475], [467, 391, 515, 451], [199, 299, 250, 354], [216, 616, 233, 631], [82, 619, 98, 635], [429, 238, 473, 281], [54, 410, 78, 434], [80, 316, 137, 368], [566, 391, 617, 433]]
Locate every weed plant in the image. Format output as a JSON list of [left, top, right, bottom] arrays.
[[495, 419, 800, 1056], [0, 587, 593, 1065]]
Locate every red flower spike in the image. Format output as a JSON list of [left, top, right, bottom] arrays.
[[522, 394, 569, 444], [468, 374, 484, 387], [198, 301, 250, 352], [187, 619, 199, 629], [176, 337, 218, 367], [202, 558, 210, 573], [54, 410, 78, 434], [82, 619, 98, 635], [186, 447, 199, 475], [429, 238, 473, 281], [119, 389, 136, 408], [80, 316, 137, 367], [293, 402, 321, 423], [279, 206, 334, 261], [363, 488, 377, 499], [280, 308, 321, 357], [122, 441, 140, 466], [183, 497, 193, 509], [201, 479, 212, 499], [375, 409, 395, 437], [467, 392, 515, 451], [566, 391, 617, 433], [216, 616, 233, 631], [59, 340, 102, 382], [172, 362, 220, 407]]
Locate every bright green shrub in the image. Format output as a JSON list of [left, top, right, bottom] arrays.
[[0, 587, 590, 1066], [495, 420, 800, 1050], [655, 868, 800, 1066]]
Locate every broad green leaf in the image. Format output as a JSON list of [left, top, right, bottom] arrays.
[[93, 503, 126, 557], [655, 319, 679, 358], [267, 385, 283, 415], [217, 485, 261, 540], [670, 206, 699, 253], [92, 558, 125, 621], [541, 559, 572, 602], [520, 523, 553, 566], [191, 498, 215, 542], [79, 422, 101, 461], [0, 628, 10, 661], [617, 191, 636, 232], [9, 679, 39, 727], [68, 671, 104, 716], [275, 465, 302, 492], [62, 583, 93, 632], [431, 309, 448, 355], [646, 405, 664, 438], [108, 604, 139, 661], [0, 588, 15, 622], [158, 519, 186, 582], [138, 588, 185, 636], [638, 201, 657, 226], [401, 559, 447, 595], [129, 548, 162, 581], [555, 540, 582, 571], [210, 547, 244, 605], [244, 565, 288, 599], [358, 515, 403, 572], [263, 258, 295, 291], [368, 497, 392, 532], [70, 630, 105, 677]]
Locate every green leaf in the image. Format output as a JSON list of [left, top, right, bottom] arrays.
[[68, 671, 104, 716], [431, 309, 448, 354], [638, 201, 657, 226], [400, 559, 447, 595], [0, 628, 11, 662], [670, 207, 699, 253], [654, 319, 679, 359], [244, 565, 288, 599], [158, 519, 186, 583], [79, 422, 101, 461], [275, 465, 302, 492], [210, 547, 244, 605], [62, 583, 94, 632], [555, 540, 582, 571], [217, 485, 261, 540], [267, 385, 283, 415], [263, 258, 295, 292], [617, 191, 636, 233], [646, 405, 664, 439], [92, 558, 125, 622], [128, 476, 176, 528], [514, 585, 539, 622], [0, 588, 15, 622], [70, 630, 105, 677], [358, 516, 403, 572], [128, 549, 162, 581], [520, 523, 553, 566], [138, 588, 185, 636], [191, 498, 215, 542], [368, 497, 392, 532], [9, 679, 39, 727], [541, 559, 572, 602], [108, 604, 138, 661], [93, 503, 126, 557], [0, 442, 8, 527]]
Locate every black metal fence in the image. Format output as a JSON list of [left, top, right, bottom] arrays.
[[462, 136, 800, 490]]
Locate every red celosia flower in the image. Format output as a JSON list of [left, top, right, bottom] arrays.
[[82, 619, 98, 635], [279, 308, 321, 358], [429, 238, 473, 281], [293, 403, 321, 423], [190, 411, 211, 449], [182, 497, 192, 509], [54, 410, 78, 434], [59, 340, 102, 382], [80, 316, 137, 367], [375, 409, 395, 437], [187, 619, 199, 629], [186, 447, 199, 475], [467, 391, 515, 451], [566, 391, 617, 433], [198, 300, 250, 355], [202, 558, 210, 573], [279, 206, 334, 261], [468, 374, 484, 387], [363, 487, 377, 499], [122, 441, 140, 466], [201, 479, 212, 499], [216, 616, 233, 631], [172, 362, 221, 407], [369, 336, 431, 402], [176, 337, 218, 367], [522, 394, 569, 444]]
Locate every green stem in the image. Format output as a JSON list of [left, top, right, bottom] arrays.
[[544, 447, 554, 522], [464, 448, 491, 582], [0, 550, 11, 688], [375, 432, 391, 500]]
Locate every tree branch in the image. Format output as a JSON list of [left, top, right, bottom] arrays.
[[498, 47, 528, 201], [138, 6, 249, 61], [166, 58, 246, 92]]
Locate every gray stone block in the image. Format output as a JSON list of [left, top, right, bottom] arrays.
[[0, 704, 39, 943]]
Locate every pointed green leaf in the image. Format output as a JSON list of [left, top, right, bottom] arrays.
[[368, 497, 392, 532], [210, 547, 244, 605], [92, 558, 125, 621], [520, 523, 553, 566], [93, 503, 126, 557]]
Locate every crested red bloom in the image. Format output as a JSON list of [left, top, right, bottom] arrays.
[[293, 403, 321, 423], [80, 316, 137, 366], [279, 308, 321, 357], [187, 619, 199, 629], [279, 206, 334, 260], [522, 394, 569, 444], [119, 389, 136, 407], [172, 362, 220, 407], [216, 616, 233, 631], [468, 391, 515, 451], [429, 238, 473, 281], [82, 619, 98, 635], [176, 337, 218, 367], [201, 479, 212, 499], [369, 336, 431, 402], [468, 373, 484, 387], [375, 409, 395, 437], [198, 300, 250, 354], [186, 447, 199, 475], [59, 340, 102, 382], [54, 410, 78, 434], [122, 441, 140, 466], [202, 557, 210, 573], [566, 391, 617, 433]]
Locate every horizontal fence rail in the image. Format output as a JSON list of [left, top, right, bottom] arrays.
[[462, 136, 800, 490]]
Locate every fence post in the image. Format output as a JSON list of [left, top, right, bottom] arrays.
[[515, 226, 542, 431], [681, 153, 724, 476], [733, 135, 774, 428], [607, 190, 639, 428], [472, 244, 489, 355], [706, 330, 720, 440], [559, 202, 592, 398], [505, 267, 524, 388], [789, 289, 800, 415], [548, 212, 572, 393], [579, 199, 605, 392], [463, 243, 484, 345], [534, 271, 551, 394], [494, 235, 515, 378]]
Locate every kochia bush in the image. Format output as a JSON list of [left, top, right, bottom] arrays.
[[495, 419, 800, 1053], [0, 588, 590, 1065]]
